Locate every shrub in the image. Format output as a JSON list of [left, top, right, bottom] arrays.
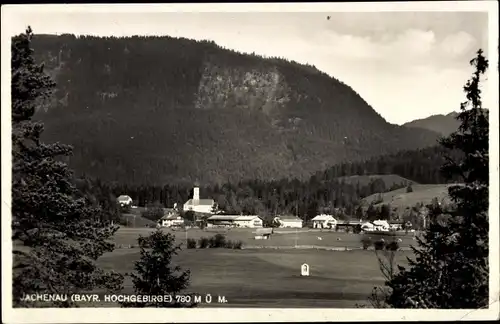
[[209, 234, 226, 248], [374, 240, 386, 250], [198, 237, 210, 248], [224, 240, 234, 249], [232, 240, 243, 249], [361, 237, 373, 250], [187, 238, 197, 249], [386, 241, 399, 251]]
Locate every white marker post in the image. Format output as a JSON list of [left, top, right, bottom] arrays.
[[301, 263, 310, 277]]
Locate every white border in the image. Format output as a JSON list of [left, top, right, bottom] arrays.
[[2, 2, 499, 323]]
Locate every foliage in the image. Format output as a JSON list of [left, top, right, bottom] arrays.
[[198, 237, 210, 249], [11, 27, 124, 307], [141, 202, 164, 222], [30, 34, 444, 185], [406, 184, 413, 193], [186, 238, 197, 249], [209, 234, 227, 248], [361, 237, 373, 250], [383, 50, 490, 308], [122, 229, 194, 307], [385, 241, 400, 251], [374, 240, 386, 251]]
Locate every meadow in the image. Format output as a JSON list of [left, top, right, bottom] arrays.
[[92, 227, 418, 308]]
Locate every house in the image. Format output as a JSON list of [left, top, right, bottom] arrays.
[[311, 214, 337, 229], [206, 215, 263, 228], [117, 195, 133, 207], [158, 209, 184, 228], [274, 215, 303, 228], [183, 186, 215, 214]]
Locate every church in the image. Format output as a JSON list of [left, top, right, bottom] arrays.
[[183, 186, 215, 214]]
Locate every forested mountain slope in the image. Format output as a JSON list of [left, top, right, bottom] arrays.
[[31, 34, 440, 185]]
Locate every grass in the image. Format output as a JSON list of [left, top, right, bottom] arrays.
[[112, 227, 418, 249], [362, 184, 452, 213], [97, 247, 413, 308], [88, 227, 419, 308]]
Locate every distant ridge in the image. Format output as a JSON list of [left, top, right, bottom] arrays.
[[403, 111, 460, 136]]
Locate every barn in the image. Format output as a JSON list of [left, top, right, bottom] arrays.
[[207, 215, 263, 228], [274, 215, 303, 228]]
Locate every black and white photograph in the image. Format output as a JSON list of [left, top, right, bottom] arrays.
[[2, 2, 499, 323]]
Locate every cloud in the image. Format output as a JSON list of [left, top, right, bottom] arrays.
[[440, 31, 476, 57]]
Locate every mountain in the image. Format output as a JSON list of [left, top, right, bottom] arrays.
[[403, 111, 460, 136], [29, 34, 441, 185]]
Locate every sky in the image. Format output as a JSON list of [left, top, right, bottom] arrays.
[[2, 4, 496, 125]]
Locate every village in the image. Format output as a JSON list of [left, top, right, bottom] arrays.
[[117, 185, 414, 238]]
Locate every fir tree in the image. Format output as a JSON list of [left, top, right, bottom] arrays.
[[11, 27, 123, 307], [122, 229, 195, 307], [384, 49, 490, 308]]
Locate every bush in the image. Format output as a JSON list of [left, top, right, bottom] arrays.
[[224, 240, 234, 249], [209, 234, 226, 248], [361, 237, 373, 250], [187, 238, 197, 249], [232, 240, 243, 249], [198, 237, 210, 248], [386, 241, 399, 251], [374, 240, 386, 250]]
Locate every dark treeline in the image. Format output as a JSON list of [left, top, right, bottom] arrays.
[[78, 144, 460, 224], [31, 34, 440, 185]]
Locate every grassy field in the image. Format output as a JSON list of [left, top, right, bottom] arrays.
[[362, 184, 452, 212], [113, 227, 419, 249], [97, 247, 414, 308], [84, 227, 418, 308]]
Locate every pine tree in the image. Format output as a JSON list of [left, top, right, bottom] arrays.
[[122, 229, 195, 307], [11, 27, 123, 307], [384, 49, 490, 308]]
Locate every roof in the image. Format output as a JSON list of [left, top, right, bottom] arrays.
[[159, 208, 179, 220], [311, 214, 336, 221], [184, 199, 214, 206], [117, 195, 132, 202], [208, 215, 240, 221], [207, 215, 262, 221], [276, 216, 302, 222]]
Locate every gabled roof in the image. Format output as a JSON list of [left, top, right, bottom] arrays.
[[117, 195, 132, 202], [207, 215, 261, 221], [184, 199, 214, 206], [311, 214, 336, 221], [207, 215, 240, 221], [276, 215, 302, 222]]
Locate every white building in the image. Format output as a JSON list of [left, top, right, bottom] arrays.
[[117, 195, 133, 207], [274, 215, 303, 228], [362, 220, 390, 232], [183, 186, 214, 214], [207, 215, 263, 228], [158, 209, 184, 228], [311, 214, 337, 229]]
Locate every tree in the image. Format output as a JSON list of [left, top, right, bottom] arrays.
[[11, 27, 123, 307], [382, 49, 490, 308], [122, 229, 195, 307]]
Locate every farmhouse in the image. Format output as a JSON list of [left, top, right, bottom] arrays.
[[158, 209, 184, 228], [207, 215, 264, 228], [117, 195, 133, 207], [274, 215, 303, 228], [311, 214, 337, 229], [361, 220, 390, 232], [183, 186, 214, 214]]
